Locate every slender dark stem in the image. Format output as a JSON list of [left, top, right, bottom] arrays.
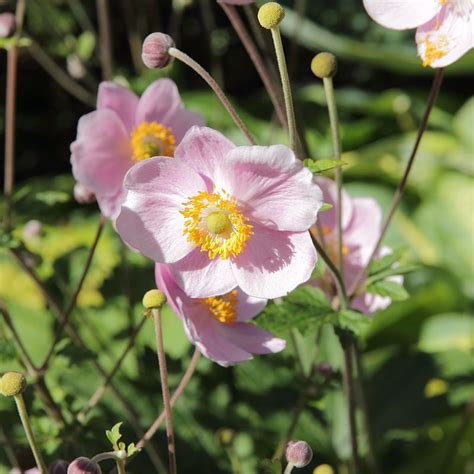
[[41, 216, 105, 369], [136, 348, 201, 451], [152, 308, 177, 474], [0, 426, 20, 469], [169, 47, 256, 144], [3, 0, 26, 231], [220, 4, 287, 128], [349, 69, 444, 297], [96, 0, 113, 80], [77, 316, 147, 422], [354, 343, 380, 474], [341, 336, 360, 474]]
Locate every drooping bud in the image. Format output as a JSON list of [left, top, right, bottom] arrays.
[[142, 289, 167, 310], [311, 53, 338, 79], [67, 458, 102, 474], [285, 440, 313, 468], [142, 33, 175, 69], [74, 183, 96, 204], [0, 13, 16, 39], [0, 372, 26, 397], [258, 2, 285, 29], [48, 460, 69, 474]]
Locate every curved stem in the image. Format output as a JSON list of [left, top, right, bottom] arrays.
[[92, 452, 118, 463], [220, 4, 287, 128], [349, 69, 444, 297], [152, 308, 177, 474], [169, 47, 256, 144], [269, 27, 297, 152], [41, 216, 105, 369], [14, 393, 48, 473], [283, 463, 295, 474]]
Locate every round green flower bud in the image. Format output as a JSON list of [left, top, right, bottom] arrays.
[[0, 372, 26, 397], [258, 2, 285, 29], [142, 289, 167, 309], [311, 53, 338, 79]]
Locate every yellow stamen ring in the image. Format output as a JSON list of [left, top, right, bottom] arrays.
[[181, 191, 253, 260], [131, 121, 176, 161], [203, 290, 238, 324]]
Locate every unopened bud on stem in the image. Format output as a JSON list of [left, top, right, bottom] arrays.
[[258, 2, 285, 29], [285, 440, 313, 468], [142, 33, 175, 69], [0, 372, 26, 397], [67, 457, 102, 474], [143, 289, 167, 310], [311, 53, 338, 79]]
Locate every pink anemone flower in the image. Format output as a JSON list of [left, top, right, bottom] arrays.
[[312, 177, 402, 315], [70, 79, 204, 220], [363, 0, 473, 67], [156, 263, 285, 366], [116, 127, 323, 299]]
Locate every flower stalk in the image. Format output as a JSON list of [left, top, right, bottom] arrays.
[[152, 306, 177, 474]]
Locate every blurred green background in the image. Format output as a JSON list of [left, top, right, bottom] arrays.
[[0, 0, 473, 473]]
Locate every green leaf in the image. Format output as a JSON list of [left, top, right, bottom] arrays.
[[260, 459, 282, 474], [320, 202, 334, 212], [127, 443, 140, 457], [366, 280, 409, 301], [368, 247, 407, 276], [365, 265, 418, 286], [304, 158, 346, 174], [34, 190, 70, 205], [106, 422, 123, 450], [337, 309, 370, 336], [76, 31, 96, 60]]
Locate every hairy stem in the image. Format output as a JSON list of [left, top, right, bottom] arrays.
[[152, 308, 177, 474], [14, 393, 48, 473], [169, 47, 255, 144]]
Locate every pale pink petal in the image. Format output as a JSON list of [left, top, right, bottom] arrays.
[[232, 226, 317, 299], [344, 197, 382, 268], [170, 248, 237, 298], [155, 263, 188, 317], [115, 158, 206, 263], [70, 109, 132, 198], [136, 78, 184, 126], [96, 184, 126, 221], [97, 81, 139, 133], [166, 109, 205, 143], [174, 126, 235, 188], [218, 145, 322, 232], [363, 0, 441, 30], [236, 290, 267, 322], [352, 275, 403, 315], [315, 176, 353, 232], [416, 5, 474, 68]]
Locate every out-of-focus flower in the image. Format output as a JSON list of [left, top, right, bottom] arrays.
[[48, 460, 69, 474], [363, 0, 473, 67], [73, 183, 96, 204], [0, 13, 16, 38], [67, 458, 101, 474], [285, 440, 313, 468], [67, 54, 86, 80], [70, 79, 204, 220], [313, 177, 402, 315], [117, 126, 322, 299], [155, 263, 285, 366], [22, 220, 43, 240]]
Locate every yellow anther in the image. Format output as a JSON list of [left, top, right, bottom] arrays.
[[203, 290, 238, 324]]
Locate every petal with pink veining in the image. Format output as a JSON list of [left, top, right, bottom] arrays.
[[97, 81, 139, 133], [363, 0, 441, 30], [231, 226, 317, 299], [218, 145, 323, 232]]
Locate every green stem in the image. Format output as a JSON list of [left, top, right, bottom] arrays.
[[14, 393, 48, 473], [152, 308, 177, 474], [116, 458, 127, 474], [322, 76, 344, 280], [270, 27, 297, 152], [283, 462, 295, 474], [168, 47, 255, 145]]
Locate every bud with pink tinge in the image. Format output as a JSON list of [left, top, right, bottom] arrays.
[[74, 183, 96, 204], [67, 458, 102, 474], [285, 440, 313, 468], [0, 13, 16, 38], [142, 33, 175, 69]]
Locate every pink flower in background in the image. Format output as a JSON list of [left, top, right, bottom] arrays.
[[156, 263, 285, 366], [70, 79, 204, 220], [0, 12, 16, 38], [313, 177, 402, 315], [363, 0, 473, 67], [116, 127, 322, 299]]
